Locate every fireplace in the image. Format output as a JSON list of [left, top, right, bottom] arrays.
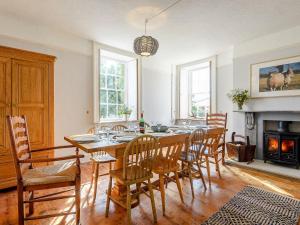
[[264, 121, 300, 169]]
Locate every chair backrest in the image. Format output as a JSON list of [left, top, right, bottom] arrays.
[[206, 113, 227, 128], [112, 124, 128, 132], [203, 128, 224, 155], [123, 135, 158, 181], [157, 134, 186, 168], [187, 128, 206, 161], [7, 115, 32, 181]]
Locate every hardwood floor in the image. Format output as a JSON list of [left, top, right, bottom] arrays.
[[0, 162, 299, 225]]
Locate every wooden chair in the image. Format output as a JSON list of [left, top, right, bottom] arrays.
[[87, 128, 116, 202], [200, 128, 224, 185], [7, 115, 84, 225], [152, 135, 186, 216], [112, 124, 128, 132], [105, 135, 158, 225], [206, 113, 227, 164], [179, 129, 207, 198]]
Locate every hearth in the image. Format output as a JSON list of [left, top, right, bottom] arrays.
[[263, 121, 300, 169]]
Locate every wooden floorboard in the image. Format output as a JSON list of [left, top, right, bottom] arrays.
[[0, 162, 299, 225]]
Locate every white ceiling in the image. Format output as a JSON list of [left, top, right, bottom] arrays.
[[1, 0, 300, 64]]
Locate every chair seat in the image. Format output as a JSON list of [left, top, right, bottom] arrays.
[[179, 151, 196, 162], [152, 157, 179, 174], [22, 161, 77, 186], [109, 166, 152, 185], [91, 153, 116, 163]]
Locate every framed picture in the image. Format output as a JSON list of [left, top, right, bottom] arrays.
[[251, 55, 300, 98]]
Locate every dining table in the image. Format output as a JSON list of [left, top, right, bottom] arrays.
[[64, 125, 217, 208]]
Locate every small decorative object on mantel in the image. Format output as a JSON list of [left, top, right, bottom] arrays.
[[251, 55, 300, 98], [119, 105, 132, 121], [228, 89, 250, 110]]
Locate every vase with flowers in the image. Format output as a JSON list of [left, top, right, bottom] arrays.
[[228, 89, 250, 110], [119, 105, 132, 121]]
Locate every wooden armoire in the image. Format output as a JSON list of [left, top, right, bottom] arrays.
[[0, 46, 55, 189]]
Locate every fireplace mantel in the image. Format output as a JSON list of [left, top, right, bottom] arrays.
[[234, 110, 300, 113]]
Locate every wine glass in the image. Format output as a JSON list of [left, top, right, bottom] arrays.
[[104, 127, 111, 143], [156, 123, 162, 132]]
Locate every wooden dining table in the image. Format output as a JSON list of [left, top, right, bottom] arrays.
[[64, 126, 217, 208]]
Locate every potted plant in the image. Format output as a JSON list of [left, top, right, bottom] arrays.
[[228, 89, 250, 110], [119, 105, 132, 121]]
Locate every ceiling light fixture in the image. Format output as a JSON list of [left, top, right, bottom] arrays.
[[133, 0, 183, 57]]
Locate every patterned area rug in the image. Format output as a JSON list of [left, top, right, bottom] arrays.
[[202, 186, 300, 225]]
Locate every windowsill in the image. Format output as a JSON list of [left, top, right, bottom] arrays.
[[98, 119, 138, 124]]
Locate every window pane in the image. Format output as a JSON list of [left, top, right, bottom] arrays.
[[100, 90, 107, 103], [117, 91, 124, 104], [108, 91, 117, 104], [100, 104, 107, 118], [100, 75, 106, 89], [108, 64, 116, 74], [108, 105, 117, 117], [115, 76, 124, 90], [107, 76, 115, 89]]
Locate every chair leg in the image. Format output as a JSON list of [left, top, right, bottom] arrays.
[[136, 183, 141, 204], [91, 161, 95, 185], [222, 144, 225, 165], [75, 177, 81, 225], [92, 163, 99, 203], [196, 161, 207, 190], [205, 156, 211, 185], [28, 191, 34, 216], [187, 164, 194, 198], [105, 176, 112, 217], [214, 154, 222, 178], [174, 171, 184, 203], [126, 185, 132, 225], [159, 174, 166, 216], [17, 186, 24, 225], [147, 179, 157, 223]]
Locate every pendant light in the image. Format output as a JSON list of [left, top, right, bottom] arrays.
[[133, 0, 183, 57]]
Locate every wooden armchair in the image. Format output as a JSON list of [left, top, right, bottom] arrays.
[[206, 113, 228, 164], [152, 135, 186, 216], [105, 135, 158, 225], [7, 115, 84, 225]]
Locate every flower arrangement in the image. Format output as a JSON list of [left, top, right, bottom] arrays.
[[228, 89, 250, 110]]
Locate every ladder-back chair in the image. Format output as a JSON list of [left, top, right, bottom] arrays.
[[206, 113, 227, 164], [7, 115, 84, 225], [105, 135, 158, 225]]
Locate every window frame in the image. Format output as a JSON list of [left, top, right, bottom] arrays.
[[175, 56, 216, 120], [93, 42, 141, 123]]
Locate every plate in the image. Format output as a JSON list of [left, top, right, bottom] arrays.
[[115, 136, 136, 142], [71, 134, 99, 142]]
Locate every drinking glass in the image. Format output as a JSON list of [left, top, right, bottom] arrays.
[[157, 123, 162, 132]]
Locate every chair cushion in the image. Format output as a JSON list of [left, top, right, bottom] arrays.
[[22, 161, 77, 186]]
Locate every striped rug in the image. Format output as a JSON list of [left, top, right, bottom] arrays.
[[202, 185, 300, 225]]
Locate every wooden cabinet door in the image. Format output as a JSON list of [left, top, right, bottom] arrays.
[[0, 57, 16, 188], [11, 59, 51, 157]]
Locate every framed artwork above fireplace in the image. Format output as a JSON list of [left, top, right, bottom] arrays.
[[251, 55, 300, 98]]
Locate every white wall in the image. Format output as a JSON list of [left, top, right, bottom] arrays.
[[232, 26, 300, 134]]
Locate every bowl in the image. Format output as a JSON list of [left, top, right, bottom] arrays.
[[151, 125, 169, 132]]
